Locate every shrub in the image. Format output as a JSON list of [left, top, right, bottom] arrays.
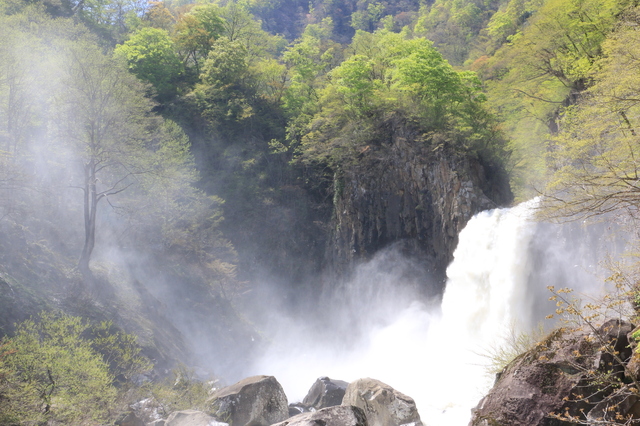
[[0, 312, 150, 425]]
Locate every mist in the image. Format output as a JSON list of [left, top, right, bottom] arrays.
[[245, 199, 622, 425], [0, 9, 630, 426]]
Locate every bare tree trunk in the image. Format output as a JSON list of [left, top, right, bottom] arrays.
[[78, 159, 97, 276]]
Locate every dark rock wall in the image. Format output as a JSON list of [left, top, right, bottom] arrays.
[[327, 132, 512, 294]]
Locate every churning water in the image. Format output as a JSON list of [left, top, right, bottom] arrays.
[[250, 199, 612, 425]]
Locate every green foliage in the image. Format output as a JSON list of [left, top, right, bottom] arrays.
[[143, 365, 213, 416], [481, 0, 630, 200], [282, 18, 339, 116], [350, 0, 385, 32], [142, 1, 176, 31], [115, 27, 184, 101], [543, 8, 640, 219], [480, 323, 548, 376], [330, 54, 378, 116], [90, 320, 152, 382], [201, 37, 249, 88], [296, 28, 508, 168], [0, 312, 149, 425], [212, 1, 286, 60], [75, 0, 147, 42], [192, 37, 254, 131], [484, 0, 541, 49], [413, 0, 495, 65], [173, 4, 225, 75]]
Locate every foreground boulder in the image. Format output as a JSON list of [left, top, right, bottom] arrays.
[[342, 378, 422, 426], [470, 319, 635, 426], [116, 411, 145, 426], [208, 375, 288, 426], [303, 376, 350, 410], [164, 410, 228, 426], [274, 405, 368, 426]]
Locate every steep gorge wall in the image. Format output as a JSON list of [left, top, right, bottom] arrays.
[[327, 132, 512, 295]]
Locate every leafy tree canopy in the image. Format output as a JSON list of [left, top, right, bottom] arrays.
[[115, 26, 184, 101], [295, 28, 508, 169], [544, 9, 640, 220], [0, 312, 149, 425]]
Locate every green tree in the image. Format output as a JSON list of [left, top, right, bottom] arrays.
[[413, 0, 487, 65], [480, 0, 629, 199], [0, 18, 49, 220], [0, 313, 118, 425], [173, 4, 224, 75], [192, 36, 254, 130], [544, 13, 640, 219], [142, 0, 175, 30], [350, 0, 384, 32], [281, 18, 341, 147], [297, 28, 507, 168], [392, 37, 466, 127], [53, 40, 191, 276], [329, 54, 377, 116], [76, 0, 148, 41], [115, 27, 184, 102]]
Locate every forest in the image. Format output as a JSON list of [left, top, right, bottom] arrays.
[[2, 0, 640, 423]]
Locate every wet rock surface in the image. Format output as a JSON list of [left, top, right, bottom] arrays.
[[342, 378, 423, 426]]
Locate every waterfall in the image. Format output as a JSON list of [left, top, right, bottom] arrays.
[[419, 199, 542, 424], [250, 199, 610, 425]]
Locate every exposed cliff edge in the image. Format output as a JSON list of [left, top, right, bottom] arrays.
[[327, 123, 513, 294]]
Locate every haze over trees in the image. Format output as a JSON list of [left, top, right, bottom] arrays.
[[2, 0, 640, 423]]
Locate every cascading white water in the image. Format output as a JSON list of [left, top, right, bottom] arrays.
[[419, 198, 541, 424], [250, 199, 608, 425]]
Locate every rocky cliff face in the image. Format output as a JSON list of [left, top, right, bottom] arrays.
[[327, 125, 512, 294]]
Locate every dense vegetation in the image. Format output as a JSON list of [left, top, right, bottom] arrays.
[[3, 0, 640, 422]]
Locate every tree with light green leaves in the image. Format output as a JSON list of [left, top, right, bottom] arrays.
[[115, 27, 183, 101], [0, 312, 149, 425], [50, 39, 211, 277], [544, 11, 640, 220], [297, 28, 508, 168], [173, 4, 224, 75], [53, 41, 161, 275], [480, 0, 630, 199]]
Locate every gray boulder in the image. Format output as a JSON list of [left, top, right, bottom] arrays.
[[470, 320, 636, 426], [116, 411, 145, 426], [164, 410, 228, 426], [342, 378, 422, 426], [303, 376, 349, 410], [288, 402, 310, 417], [273, 405, 368, 426], [208, 375, 288, 426]]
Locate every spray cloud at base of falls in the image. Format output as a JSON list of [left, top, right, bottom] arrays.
[[247, 198, 619, 425]]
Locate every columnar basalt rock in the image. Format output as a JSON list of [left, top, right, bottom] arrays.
[[328, 126, 512, 293]]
